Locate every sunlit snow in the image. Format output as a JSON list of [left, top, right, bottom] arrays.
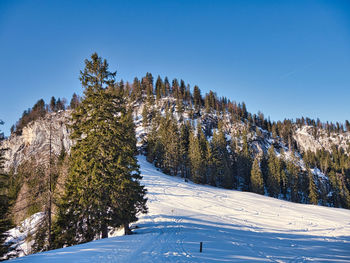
[[9, 155, 350, 262]]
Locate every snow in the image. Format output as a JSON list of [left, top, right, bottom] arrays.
[[5, 212, 45, 258], [8, 155, 350, 262], [312, 167, 328, 180]]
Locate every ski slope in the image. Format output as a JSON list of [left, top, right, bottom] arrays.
[[10, 155, 350, 262]]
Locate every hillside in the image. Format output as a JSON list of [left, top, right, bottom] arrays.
[[7, 155, 350, 262], [3, 92, 350, 217], [1, 72, 350, 259]]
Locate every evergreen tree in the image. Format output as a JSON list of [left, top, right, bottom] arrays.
[[308, 168, 318, 205], [164, 77, 170, 96], [193, 85, 202, 112], [250, 158, 264, 195], [171, 79, 179, 97], [142, 104, 149, 128], [144, 73, 154, 104], [267, 146, 281, 197], [286, 154, 300, 202], [155, 76, 162, 101], [236, 130, 252, 190], [210, 127, 232, 188], [70, 93, 80, 109], [145, 118, 164, 168], [176, 91, 184, 115], [50, 96, 56, 112], [188, 126, 206, 184], [161, 116, 180, 176], [179, 123, 190, 178], [53, 53, 147, 248], [56, 98, 66, 111], [328, 170, 340, 207], [131, 77, 142, 102]]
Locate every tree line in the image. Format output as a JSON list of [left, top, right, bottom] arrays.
[[11, 94, 81, 135]]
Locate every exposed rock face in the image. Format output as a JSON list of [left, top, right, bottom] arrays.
[[294, 126, 350, 154], [2, 110, 73, 172]]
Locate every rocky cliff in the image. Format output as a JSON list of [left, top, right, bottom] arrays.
[[2, 110, 72, 172]]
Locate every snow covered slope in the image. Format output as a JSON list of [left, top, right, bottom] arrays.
[[10, 156, 350, 262]]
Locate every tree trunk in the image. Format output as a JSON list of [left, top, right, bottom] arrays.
[[124, 222, 131, 235]]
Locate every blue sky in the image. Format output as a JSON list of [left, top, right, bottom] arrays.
[[0, 0, 350, 135]]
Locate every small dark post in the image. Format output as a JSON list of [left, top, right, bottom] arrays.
[[200, 242, 203, 252]]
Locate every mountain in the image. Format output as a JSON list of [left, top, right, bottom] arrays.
[[1, 73, 350, 258], [5, 155, 350, 262], [3, 90, 350, 213]]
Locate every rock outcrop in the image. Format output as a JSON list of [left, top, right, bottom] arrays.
[[2, 110, 72, 172]]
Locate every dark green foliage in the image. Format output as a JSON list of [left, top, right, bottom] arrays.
[[285, 155, 300, 202], [53, 53, 147, 248], [210, 126, 232, 188], [188, 126, 207, 184], [155, 76, 162, 101], [69, 93, 80, 109], [250, 159, 264, 195], [179, 123, 191, 178], [308, 168, 318, 205], [302, 145, 350, 207], [145, 119, 164, 168], [131, 77, 142, 102], [143, 73, 154, 104], [50, 97, 56, 112], [266, 146, 281, 197], [193, 86, 202, 112], [161, 116, 181, 176], [142, 104, 149, 127], [236, 130, 252, 191]]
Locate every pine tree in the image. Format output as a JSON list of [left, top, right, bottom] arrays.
[[250, 159, 264, 195], [308, 168, 318, 205], [145, 117, 164, 168], [131, 77, 142, 102], [161, 116, 180, 176], [236, 130, 252, 190], [286, 154, 300, 202], [179, 123, 190, 178], [210, 127, 232, 188], [176, 91, 184, 115], [193, 85, 202, 112], [155, 76, 162, 101], [70, 93, 80, 109], [50, 96, 56, 112], [144, 73, 154, 104], [56, 98, 66, 111], [53, 53, 147, 248], [267, 146, 281, 197], [142, 104, 149, 127], [188, 126, 206, 184], [164, 77, 170, 96]]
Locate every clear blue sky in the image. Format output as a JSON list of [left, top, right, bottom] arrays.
[[1, 0, 350, 136]]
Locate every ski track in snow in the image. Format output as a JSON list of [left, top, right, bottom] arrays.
[[10, 155, 350, 262]]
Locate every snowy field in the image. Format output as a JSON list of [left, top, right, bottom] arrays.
[[9, 155, 350, 262]]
